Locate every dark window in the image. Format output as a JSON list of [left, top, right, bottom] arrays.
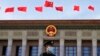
[[54, 46, 59, 56], [82, 46, 91, 56], [29, 46, 38, 56], [97, 46, 100, 56], [16, 46, 22, 56], [65, 46, 77, 56], [2, 46, 7, 56]]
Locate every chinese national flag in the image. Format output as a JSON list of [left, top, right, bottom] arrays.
[[55, 6, 63, 12], [73, 5, 80, 11], [5, 7, 14, 13], [35, 6, 43, 12], [88, 5, 94, 11], [18, 7, 27, 12], [44, 1, 53, 7]]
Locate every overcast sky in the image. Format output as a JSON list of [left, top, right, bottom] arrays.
[[0, 0, 100, 20]]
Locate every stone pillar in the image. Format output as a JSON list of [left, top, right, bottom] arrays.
[[6, 31, 13, 56], [92, 39, 97, 56], [77, 39, 82, 56], [38, 30, 43, 56], [60, 38, 64, 56], [92, 31, 97, 56], [77, 30, 82, 56], [22, 31, 27, 56], [60, 30, 64, 56], [6, 38, 13, 56], [38, 38, 43, 56]]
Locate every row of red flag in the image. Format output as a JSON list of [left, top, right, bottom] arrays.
[[44, 0, 94, 11], [4, 0, 94, 13], [5, 6, 63, 12], [5, 5, 94, 13]]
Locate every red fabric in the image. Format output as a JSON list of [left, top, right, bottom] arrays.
[[35, 6, 43, 12], [74, 5, 80, 11], [18, 7, 27, 12], [55, 6, 63, 12], [88, 5, 94, 11], [44, 1, 53, 7], [5, 7, 14, 12]]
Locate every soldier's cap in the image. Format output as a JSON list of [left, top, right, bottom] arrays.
[[44, 41, 54, 47]]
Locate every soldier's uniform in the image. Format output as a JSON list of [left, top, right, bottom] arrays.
[[40, 52, 55, 56], [40, 41, 56, 56]]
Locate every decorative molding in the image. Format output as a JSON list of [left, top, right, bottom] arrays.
[[0, 31, 8, 36], [13, 31, 22, 36], [27, 31, 39, 36], [82, 31, 92, 37], [96, 31, 100, 37], [65, 31, 77, 37], [0, 25, 100, 29]]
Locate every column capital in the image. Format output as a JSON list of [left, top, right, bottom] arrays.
[[60, 30, 65, 39], [8, 31, 13, 39], [92, 30, 97, 39], [77, 30, 82, 39], [39, 30, 44, 38], [22, 31, 27, 39]]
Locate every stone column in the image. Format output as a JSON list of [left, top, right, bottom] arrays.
[[6, 38, 13, 56], [6, 31, 13, 56], [92, 39, 97, 56], [38, 38, 43, 56], [38, 30, 43, 56], [92, 31, 97, 56], [77, 39, 82, 56], [77, 31, 82, 56], [22, 31, 27, 56], [60, 30, 64, 56], [60, 38, 64, 56]]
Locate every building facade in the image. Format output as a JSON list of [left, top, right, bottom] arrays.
[[0, 20, 100, 56]]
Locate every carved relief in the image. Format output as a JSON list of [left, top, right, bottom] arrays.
[[82, 31, 92, 37], [13, 31, 22, 36], [27, 31, 39, 36], [65, 31, 77, 36], [0, 31, 8, 36]]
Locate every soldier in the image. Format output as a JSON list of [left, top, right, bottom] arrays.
[[40, 41, 56, 56]]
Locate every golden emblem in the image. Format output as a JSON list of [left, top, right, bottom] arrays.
[[46, 25, 57, 37]]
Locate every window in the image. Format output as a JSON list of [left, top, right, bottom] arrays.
[[54, 46, 59, 56], [65, 46, 77, 56], [82, 47, 91, 56], [29, 46, 38, 56], [16, 46, 22, 56], [97, 46, 100, 56], [2, 46, 7, 56]]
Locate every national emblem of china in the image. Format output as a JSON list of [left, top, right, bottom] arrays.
[[46, 25, 57, 37]]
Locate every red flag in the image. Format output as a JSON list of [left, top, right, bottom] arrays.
[[18, 7, 27, 12], [73, 5, 80, 11], [88, 5, 94, 11], [35, 6, 43, 12], [5, 7, 14, 13], [55, 6, 63, 12], [44, 1, 53, 7]]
